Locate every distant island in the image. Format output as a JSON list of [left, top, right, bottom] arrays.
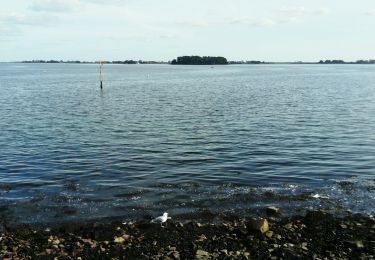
[[171, 56, 228, 65], [16, 58, 375, 65]]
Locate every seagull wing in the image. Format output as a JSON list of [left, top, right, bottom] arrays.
[[151, 216, 163, 223]]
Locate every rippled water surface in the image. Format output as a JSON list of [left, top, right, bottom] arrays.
[[0, 63, 374, 223]]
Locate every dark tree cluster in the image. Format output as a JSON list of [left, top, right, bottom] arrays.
[[356, 60, 375, 64], [318, 59, 375, 64], [319, 60, 345, 64], [22, 60, 63, 63], [229, 60, 265, 64], [112, 60, 138, 64], [139, 60, 168, 64], [171, 56, 228, 65]]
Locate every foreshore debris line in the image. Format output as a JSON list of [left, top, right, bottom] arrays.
[[1, 210, 374, 259]]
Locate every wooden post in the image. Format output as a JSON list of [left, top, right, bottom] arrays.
[[100, 60, 103, 89]]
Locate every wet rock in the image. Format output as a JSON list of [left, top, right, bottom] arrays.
[[266, 206, 281, 215], [196, 250, 209, 255], [356, 241, 364, 249], [345, 240, 364, 249], [248, 218, 269, 233], [176, 222, 184, 228], [114, 236, 125, 244], [340, 224, 348, 229], [172, 251, 180, 259], [220, 249, 228, 255], [284, 223, 293, 230], [265, 231, 273, 238], [196, 249, 210, 259], [196, 234, 207, 242]]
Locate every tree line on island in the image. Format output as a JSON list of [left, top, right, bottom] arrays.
[[20, 56, 375, 65]]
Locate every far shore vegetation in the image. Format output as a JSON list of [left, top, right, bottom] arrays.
[[171, 56, 228, 65], [16, 56, 375, 65]]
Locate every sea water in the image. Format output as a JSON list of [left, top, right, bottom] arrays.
[[0, 63, 374, 223]]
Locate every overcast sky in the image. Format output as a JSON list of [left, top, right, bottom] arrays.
[[1, 0, 374, 62]]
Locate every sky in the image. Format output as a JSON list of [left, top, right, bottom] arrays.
[[0, 0, 374, 62]]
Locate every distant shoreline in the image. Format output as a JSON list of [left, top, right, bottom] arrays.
[[1, 55, 375, 65], [2, 60, 375, 65]]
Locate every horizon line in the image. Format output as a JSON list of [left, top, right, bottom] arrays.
[[2, 58, 375, 64]]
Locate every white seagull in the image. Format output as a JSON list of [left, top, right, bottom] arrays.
[[150, 212, 171, 227], [312, 194, 329, 199]]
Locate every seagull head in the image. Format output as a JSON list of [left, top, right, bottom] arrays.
[[163, 212, 168, 217]]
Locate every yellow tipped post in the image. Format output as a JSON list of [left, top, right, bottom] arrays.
[[99, 60, 103, 89]]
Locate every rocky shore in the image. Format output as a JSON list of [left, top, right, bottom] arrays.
[[1, 210, 374, 259]]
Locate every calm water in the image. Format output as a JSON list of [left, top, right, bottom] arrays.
[[0, 63, 374, 223]]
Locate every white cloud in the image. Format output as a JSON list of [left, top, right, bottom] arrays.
[[160, 33, 177, 39], [278, 6, 330, 23], [29, 0, 81, 13], [280, 6, 307, 17], [280, 6, 329, 16], [177, 20, 210, 27], [0, 24, 18, 38], [365, 9, 375, 16], [230, 17, 275, 27], [28, 0, 126, 13], [226, 6, 330, 27], [2, 12, 58, 26], [81, 0, 125, 5], [312, 8, 330, 15]]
